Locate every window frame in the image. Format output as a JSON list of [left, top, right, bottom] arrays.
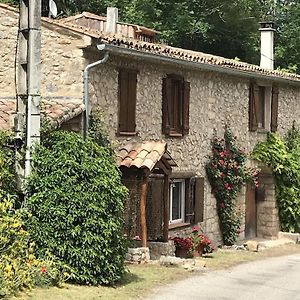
[[249, 82, 278, 133], [169, 179, 185, 224], [162, 74, 190, 137]]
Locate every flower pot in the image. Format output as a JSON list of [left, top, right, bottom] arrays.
[[175, 247, 190, 258]]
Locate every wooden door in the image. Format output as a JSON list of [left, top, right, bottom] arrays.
[[245, 183, 257, 239]]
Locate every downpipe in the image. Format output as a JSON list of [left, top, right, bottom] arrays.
[[83, 44, 109, 139]]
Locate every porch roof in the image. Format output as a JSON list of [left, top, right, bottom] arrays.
[[117, 141, 176, 172], [0, 98, 84, 131]]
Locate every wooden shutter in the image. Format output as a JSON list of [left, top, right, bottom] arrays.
[[194, 177, 204, 223], [146, 178, 164, 240], [249, 83, 259, 131], [127, 71, 137, 133], [271, 86, 279, 132], [162, 77, 172, 135], [118, 69, 137, 134], [182, 81, 190, 135], [185, 177, 195, 223], [118, 70, 128, 133]]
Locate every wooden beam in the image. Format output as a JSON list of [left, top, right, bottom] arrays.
[[140, 173, 148, 247], [163, 174, 170, 242]]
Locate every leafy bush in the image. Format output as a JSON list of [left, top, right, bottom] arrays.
[[251, 125, 300, 233], [0, 197, 68, 298], [206, 127, 259, 245], [0, 131, 16, 196], [24, 131, 128, 285]]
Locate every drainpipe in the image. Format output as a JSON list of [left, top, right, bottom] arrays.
[[83, 44, 109, 138]]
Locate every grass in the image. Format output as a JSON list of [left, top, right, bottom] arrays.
[[14, 244, 300, 300]]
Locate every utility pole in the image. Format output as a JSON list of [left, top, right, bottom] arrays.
[[15, 0, 41, 186]]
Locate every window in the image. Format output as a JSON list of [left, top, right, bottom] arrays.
[[118, 69, 137, 135], [169, 180, 185, 224], [169, 177, 204, 225], [249, 83, 279, 132], [162, 75, 190, 137]]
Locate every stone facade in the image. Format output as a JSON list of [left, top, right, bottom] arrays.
[[0, 5, 85, 102], [87, 53, 300, 244], [1, 4, 300, 245]]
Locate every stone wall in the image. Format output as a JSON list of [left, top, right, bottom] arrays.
[[0, 5, 85, 102], [257, 174, 279, 239], [88, 53, 300, 244]]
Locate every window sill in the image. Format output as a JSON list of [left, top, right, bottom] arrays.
[[169, 222, 190, 230], [256, 128, 269, 134], [165, 133, 183, 138], [117, 131, 138, 137]]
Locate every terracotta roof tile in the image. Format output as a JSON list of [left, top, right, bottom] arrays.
[[117, 141, 176, 172], [0, 98, 84, 131], [1, 3, 298, 83], [41, 17, 300, 83]]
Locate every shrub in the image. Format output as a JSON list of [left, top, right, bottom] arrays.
[[0, 197, 68, 297], [0, 131, 16, 196], [251, 125, 300, 233], [206, 127, 258, 245], [23, 131, 128, 285]]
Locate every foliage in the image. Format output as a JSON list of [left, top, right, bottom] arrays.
[[0, 131, 16, 197], [206, 127, 259, 245], [88, 109, 112, 149], [251, 125, 300, 233], [23, 131, 128, 285], [0, 197, 69, 298]]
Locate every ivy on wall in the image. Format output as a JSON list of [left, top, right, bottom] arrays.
[[251, 123, 300, 233]]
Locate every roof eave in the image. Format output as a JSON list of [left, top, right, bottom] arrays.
[[100, 43, 300, 87]]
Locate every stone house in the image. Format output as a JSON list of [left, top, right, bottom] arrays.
[[1, 3, 300, 246]]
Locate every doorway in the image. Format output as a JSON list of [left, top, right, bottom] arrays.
[[245, 183, 257, 239]]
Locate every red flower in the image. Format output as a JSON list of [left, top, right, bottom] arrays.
[[224, 183, 232, 191], [220, 151, 225, 158], [220, 172, 225, 178], [192, 226, 199, 232], [40, 266, 46, 273], [236, 228, 241, 234], [219, 202, 225, 209], [219, 160, 225, 166]]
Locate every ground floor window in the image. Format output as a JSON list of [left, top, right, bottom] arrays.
[[169, 179, 185, 224]]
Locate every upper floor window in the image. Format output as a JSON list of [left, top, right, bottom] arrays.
[[162, 75, 190, 137], [118, 69, 137, 135], [249, 82, 279, 132]]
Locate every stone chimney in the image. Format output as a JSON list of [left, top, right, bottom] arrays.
[[259, 21, 275, 70], [106, 7, 118, 33]]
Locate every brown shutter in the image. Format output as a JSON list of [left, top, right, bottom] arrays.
[[194, 177, 204, 223], [271, 86, 279, 132], [162, 77, 172, 135], [249, 83, 259, 131], [127, 71, 137, 133], [146, 178, 164, 240], [118, 70, 129, 133], [185, 177, 195, 223], [182, 81, 190, 135]]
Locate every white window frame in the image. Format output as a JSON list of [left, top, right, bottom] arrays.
[[257, 82, 272, 131], [169, 179, 185, 224]]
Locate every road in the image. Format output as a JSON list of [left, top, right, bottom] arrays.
[[143, 254, 300, 300]]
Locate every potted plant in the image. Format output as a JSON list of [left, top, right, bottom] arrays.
[[171, 236, 192, 258], [171, 226, 215, 258]]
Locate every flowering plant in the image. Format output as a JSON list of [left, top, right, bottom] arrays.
[[206, 127, 259, 245], [171, 226, 214, 256]]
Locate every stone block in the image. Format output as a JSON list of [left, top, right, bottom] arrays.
[[244, 240, 258, 252]]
